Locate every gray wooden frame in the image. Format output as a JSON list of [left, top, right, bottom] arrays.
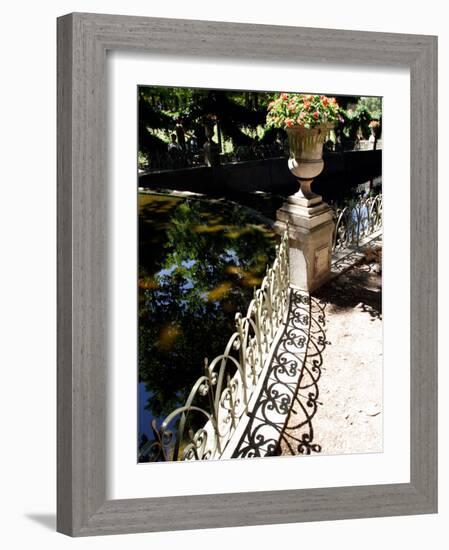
[[57, 12, 438, 537]]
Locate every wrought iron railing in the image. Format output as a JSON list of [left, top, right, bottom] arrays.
[[140, 229, 290, 462], [332, 194, 382, 252]]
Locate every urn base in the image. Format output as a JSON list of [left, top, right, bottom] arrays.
[[275, 201, 335, 292]]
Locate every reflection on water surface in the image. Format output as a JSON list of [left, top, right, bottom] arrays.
[[138, 193, 277, 456]]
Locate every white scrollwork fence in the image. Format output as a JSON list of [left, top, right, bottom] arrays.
[[141, 229, 290, 462], [332, 194, 382, 252]]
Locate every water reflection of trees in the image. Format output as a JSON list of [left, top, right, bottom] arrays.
[[139, 197, 277, 420]]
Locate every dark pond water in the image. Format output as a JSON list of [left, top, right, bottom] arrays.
[[138, 193, 277, 459]]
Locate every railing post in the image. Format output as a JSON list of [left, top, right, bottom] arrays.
[[275, 197, 334, 292]]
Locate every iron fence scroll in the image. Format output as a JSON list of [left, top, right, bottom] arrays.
[[332, 194, 382, 252], [141, 229, 290, 462]]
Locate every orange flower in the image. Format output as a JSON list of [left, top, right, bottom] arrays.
[[303, 100, 311, 110], [313, 111, 319, 120], [280, 93, 289, 100], [285, 118, 295, 127]]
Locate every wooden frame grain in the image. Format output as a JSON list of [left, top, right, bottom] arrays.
[[57, 12, 438, 536]]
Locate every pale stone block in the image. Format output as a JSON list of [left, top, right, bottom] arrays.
[[275, 202, 334, 292]]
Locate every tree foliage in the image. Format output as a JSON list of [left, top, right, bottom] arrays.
[[139, 86, 275, 157], [138, 87, 383, 162], [138, 195, 277, 419]]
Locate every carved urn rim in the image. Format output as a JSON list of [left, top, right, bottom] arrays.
[[285, 122, 334, 136]]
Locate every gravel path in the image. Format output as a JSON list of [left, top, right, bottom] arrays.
[[281, 250, 383, 456]]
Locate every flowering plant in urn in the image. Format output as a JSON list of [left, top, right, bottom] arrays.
[[267, 93, 340, 204]]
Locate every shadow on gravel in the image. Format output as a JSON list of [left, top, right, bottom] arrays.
[[314, 264, 382, 321]]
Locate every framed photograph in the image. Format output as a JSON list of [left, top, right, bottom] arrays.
[[57, 13, 437, 536]]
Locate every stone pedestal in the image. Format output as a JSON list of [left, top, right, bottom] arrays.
[[275, 195, 335, 292]]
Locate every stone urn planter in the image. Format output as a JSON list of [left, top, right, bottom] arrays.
[[286, 123, 333, 206], [266, 93, 340, 291]]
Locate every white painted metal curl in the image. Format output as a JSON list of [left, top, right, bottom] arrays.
[[146, 228, 290, 461], [332, 194, 382, 252]]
